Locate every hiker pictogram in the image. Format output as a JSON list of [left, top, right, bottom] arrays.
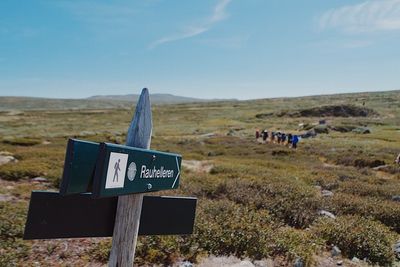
[[113, 159, 121, 182]]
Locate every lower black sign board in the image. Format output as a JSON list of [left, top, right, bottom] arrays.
[[24, 191, 197, 240]]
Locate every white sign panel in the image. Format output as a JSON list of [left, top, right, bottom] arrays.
[[105, 152, 128, 189]]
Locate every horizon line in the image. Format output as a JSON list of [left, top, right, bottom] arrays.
[[0, 88, 398, 102]]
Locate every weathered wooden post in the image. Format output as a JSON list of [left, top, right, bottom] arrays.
[[109, 88, 152, 266]]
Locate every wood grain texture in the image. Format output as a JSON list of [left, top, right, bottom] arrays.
[[109, 88, 152, 267]]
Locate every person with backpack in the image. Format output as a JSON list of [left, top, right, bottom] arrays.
[[292, 135, 299, 149], [281, 133, 287, 144], [271, 131, 276, 143], [277, 132, 282, 144], [287, 133, 293, 146], [262, 130, 268, 142]]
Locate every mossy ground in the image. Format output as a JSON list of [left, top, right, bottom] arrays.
[[0, 90, 399, 266]]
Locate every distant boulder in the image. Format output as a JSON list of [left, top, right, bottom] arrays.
[[0, 152, 18, 166], [31, 177, 48, 183], [352, 127, 371, 134], [321, 190, 334, 197], [301, 129, 317, 138], [313, 125, 329, 134], [319, 210, 336, 219], [392, 196, 400, 202], [331, 246, 341, 257]]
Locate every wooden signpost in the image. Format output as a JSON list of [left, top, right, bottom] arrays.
[[24, 88, 197, 267], [60, 139, 182, 197]]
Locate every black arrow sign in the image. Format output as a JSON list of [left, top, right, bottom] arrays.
[[24, 191, 197, 240]]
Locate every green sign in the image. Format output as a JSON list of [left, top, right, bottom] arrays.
[[60, 139, 182, 197], [92, 143, 181, 198], [60, 139, 99, 195]]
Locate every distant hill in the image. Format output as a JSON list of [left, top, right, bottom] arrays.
[[0, 94, 236, 111], [0, 97, 130, 111], [0, 90, 398, 111], [87, 93, 236, 104]]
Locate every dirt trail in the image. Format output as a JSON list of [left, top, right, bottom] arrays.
[[182, 160, 214, 173]]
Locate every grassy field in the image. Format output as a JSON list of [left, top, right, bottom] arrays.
[[0, 90, 399, 266]]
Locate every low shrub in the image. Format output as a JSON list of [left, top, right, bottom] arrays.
[[338, 180, 400, 200], [0, 201, 30, 266], [194, 199, 318, 265], [89, 239, 112, 263], [272, 227, 320, 266], [323, 193, 400, 232], [0, 161, 47, 181], [2, 137, 41, 146], [336, 157, 385, 168], [194, 199, 275, 259], [136, 236, 185, 265], [312, 215, 397, 265], [271, 150, 291, 156], [224, 179, 322, 228], [353, 158, 385, 168]]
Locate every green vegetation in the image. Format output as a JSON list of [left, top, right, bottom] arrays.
[[0, 90, 399, 266], [313, 215, 397, 265], [0, 201, 30, 266]]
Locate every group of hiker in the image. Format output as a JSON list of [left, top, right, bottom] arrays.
[[255, 129, 299, 148]]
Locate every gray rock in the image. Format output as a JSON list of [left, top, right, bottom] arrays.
[[294, 258, 304, 267], [322, 190, 334, 197], [200, 133, 216, 138], [178, 261, 193, 267], [0, 155, 18, 166], [392, 196, 400, 202], [232, 261, 255, 267], [319, 210, 336, 219], [351, 257, 360, 263], [373, 165, 390, 171], [0, 151, 13, 156], [336, 260, 343, 266], [394, 241, 400, 254], [331, 246, 341, 257], [352, 127, 370, 134], [198, 256, 254, 267], [31, 177, 48, 182], [254, 259, 273, 267]]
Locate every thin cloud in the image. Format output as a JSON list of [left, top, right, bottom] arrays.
[[319, 0, 400, 33], [149, 0, 232, 49], [310, 39, 373, 49]]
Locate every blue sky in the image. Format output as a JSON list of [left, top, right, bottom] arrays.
[[1, 0, 399, 100]]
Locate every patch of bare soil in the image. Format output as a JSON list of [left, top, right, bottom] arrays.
[[182, 160, 214, 173]]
